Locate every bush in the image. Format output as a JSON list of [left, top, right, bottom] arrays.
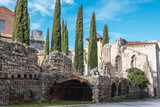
[[127, 68, 149, 89]]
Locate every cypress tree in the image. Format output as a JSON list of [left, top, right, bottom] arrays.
[[64, 21, 69, 55], [12, 0, 30, 45], [102, 24, 109, 46], [44, 28, 50, 60], [61, 20, 65, 53], [74, 5, 84, 74], [51, 0, 61, 52], [88, 12, 98, 70]]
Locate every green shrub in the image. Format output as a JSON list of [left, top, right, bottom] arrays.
[[127, 68, 149, 89]]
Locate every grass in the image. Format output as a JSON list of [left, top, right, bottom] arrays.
[[108, 98, 150, 103], [9, 101, 95, 107]]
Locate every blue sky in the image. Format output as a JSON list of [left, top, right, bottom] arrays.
[[0, 0, 160, 49]]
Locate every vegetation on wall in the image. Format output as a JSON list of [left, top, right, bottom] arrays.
[[88, 12, 98, 70], [127, 68, 149, 89], [74, 5, 84, 74], [51, 0, 61, 52], [12, 0, 30, 45]]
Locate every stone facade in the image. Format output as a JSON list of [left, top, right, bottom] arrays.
[[100, 38, 160, 97]]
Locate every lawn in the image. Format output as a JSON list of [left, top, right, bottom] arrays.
[[10, 101, 95, 107]]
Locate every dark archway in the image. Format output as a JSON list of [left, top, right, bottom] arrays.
[[49, 80, 92, 101], [115, 55, 122, 71], [111, 83, 116, 97], [118, 83, 122, 96]]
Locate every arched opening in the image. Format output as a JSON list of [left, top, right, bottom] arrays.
[[131, 55, 136, 68], [111, 83, 117, 97], [127, 86, 129, 94], [115, 55, 122, 71], [18, 74, 21, 78], [118, 83, 122, 96], [49, 79, 92, 101], [24, 74, 27, 78], [29, 74, 32, 79]]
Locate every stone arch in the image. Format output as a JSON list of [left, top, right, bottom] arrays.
[[111, 82, 117, 97], [118, 83, 122, 96], [115, 55, 122, 71], [49, 77, 92, 101], [131, 55, 136, 68]]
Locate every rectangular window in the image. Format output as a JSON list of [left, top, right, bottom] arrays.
[[0, 20, 5, 32]]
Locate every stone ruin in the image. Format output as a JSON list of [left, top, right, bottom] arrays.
[[0, 39, 148, 106]]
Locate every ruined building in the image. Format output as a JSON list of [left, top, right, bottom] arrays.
[[0, 39, 142, 106], [84, 36, 160, 98]]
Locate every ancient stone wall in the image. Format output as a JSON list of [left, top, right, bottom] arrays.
[[0, 40, 42, 105], [0, 40, 41, 73], [43, 51, 75, 81]]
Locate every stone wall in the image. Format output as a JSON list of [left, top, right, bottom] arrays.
[[43, 51, 75, 81], [0, 40, 42, 106]]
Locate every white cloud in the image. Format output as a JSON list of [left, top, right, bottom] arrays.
[[109, 32, 128, 39], [62, 0, 74, 4], [31, 23, 40, 30], [85, 0, 155, 21], [0, 0, 74, 16]]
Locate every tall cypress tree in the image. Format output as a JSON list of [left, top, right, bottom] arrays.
[[51, 0, 61, 52], [102, 24, 109, 46], [88, 12, 98, 70], [64, 21, 69, 55], [74, 5, 84, 74], [12, 0, 30, 45], [61, 20, 65, 53], [44, 28, 49, 60]]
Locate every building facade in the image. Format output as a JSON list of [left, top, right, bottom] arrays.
[[0, 6, 14, 35], [84, 37, 160, 97]]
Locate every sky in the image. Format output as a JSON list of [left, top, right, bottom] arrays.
[[0, 0, 160, 49]]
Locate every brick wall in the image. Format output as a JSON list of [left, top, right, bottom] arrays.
[[0, 7, 14, 35]]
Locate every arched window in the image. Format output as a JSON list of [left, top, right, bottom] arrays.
[[118, 83, 122, 96], [115, 55, 122, 71], [111, 83, 117, 97], [131, 55, 136, 68]]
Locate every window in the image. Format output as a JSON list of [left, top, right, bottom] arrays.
[[0, 20, 5, 32], [115, 55, 122, 71], [131, 55, 136, 68]]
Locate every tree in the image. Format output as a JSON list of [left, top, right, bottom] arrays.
[[44, 28, 50, 60], [102, 24, 109, 46], [74, 5, 84, 74], [127, 68, 149, 89], [12, 0, 30, 45], [61, 20, 68, 55], [88, 12, 98, 70], [51, 0, 61, 52]]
